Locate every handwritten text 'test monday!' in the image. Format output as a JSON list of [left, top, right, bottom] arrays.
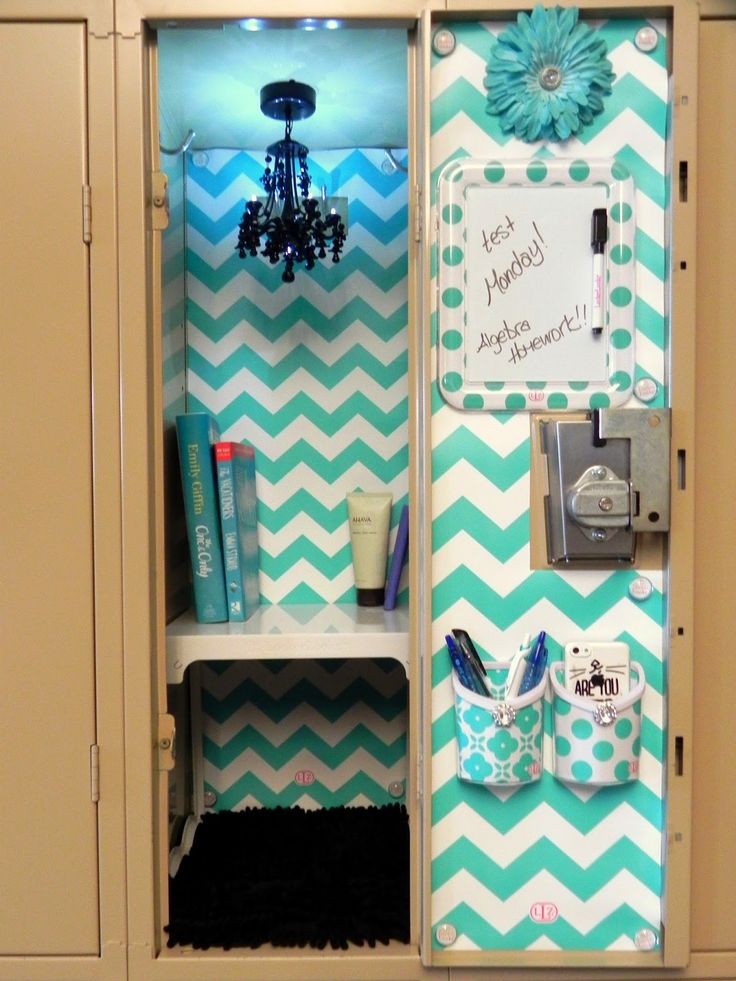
[[480, 213, 546, 308]]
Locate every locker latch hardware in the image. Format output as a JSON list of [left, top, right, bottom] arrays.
[[157, 714, 176, 771], [151, 171, 169, 231], [567, 464, 632, 538], [540, 408, 671, 565]]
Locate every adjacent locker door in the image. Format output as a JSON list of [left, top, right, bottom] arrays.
[[0, 21, 99, 954]]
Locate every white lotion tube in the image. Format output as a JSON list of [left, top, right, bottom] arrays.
[[347, 491, 393, 606]]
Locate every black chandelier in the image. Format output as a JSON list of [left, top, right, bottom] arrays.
[[235, 80, 347, 283]]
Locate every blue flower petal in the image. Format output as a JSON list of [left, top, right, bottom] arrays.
[[485, 4, 613, 144]]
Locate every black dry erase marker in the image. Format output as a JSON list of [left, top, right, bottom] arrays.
[[591, 208, 608, 335]]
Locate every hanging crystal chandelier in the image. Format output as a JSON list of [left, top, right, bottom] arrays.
[[235, 80, 347, 283]]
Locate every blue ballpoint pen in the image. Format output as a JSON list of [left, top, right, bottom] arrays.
[[518, 631, 547, 695], [446, 633, 485, 695]]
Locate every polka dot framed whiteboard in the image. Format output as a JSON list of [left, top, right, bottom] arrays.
[[437, 157, 636, 411]]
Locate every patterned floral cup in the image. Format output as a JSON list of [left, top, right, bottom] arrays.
[[550, 661, 646, 785], [452, 662, 546, 786]]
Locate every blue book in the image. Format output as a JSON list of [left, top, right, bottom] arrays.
[[215, 441, 260, 622], [175, 413, 228, 623]]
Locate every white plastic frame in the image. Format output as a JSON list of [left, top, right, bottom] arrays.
[[437, 157, 637, 412]]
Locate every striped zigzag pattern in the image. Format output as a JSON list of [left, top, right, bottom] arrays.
[[184, 147, 410, 606], [430, 19, 669, 953], [166, 148, 411, 816], [162, 151, 186, 417], [161, 151, 191, 619], [199, 658, 408, 810]]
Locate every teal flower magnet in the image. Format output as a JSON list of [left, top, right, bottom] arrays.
[[484, 5, 615, 143]]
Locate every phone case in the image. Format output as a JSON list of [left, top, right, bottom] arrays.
[[564, 641, 630, 700]]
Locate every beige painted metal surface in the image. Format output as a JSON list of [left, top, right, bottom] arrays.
[[0, 9, 126, 978], [0, 0, 729, 978], [0, 21, 99, 956], [691, 16, 736, 957]]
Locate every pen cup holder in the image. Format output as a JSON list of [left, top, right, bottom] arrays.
[[549, 662, 646, 786], [452, 663, 546, 786]]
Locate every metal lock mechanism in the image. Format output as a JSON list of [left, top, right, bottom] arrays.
[[540, 408, 671, 565]]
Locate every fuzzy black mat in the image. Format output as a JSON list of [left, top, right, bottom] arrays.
[[166, 804, 410, 950]]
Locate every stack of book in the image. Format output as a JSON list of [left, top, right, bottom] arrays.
[[175, 412, 260, 624]]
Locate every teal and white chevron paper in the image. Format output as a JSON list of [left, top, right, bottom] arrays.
[[185, 147, 409, 605], [162, 150, 191, 619], [430, 18, 669, 953], [199, 658, 407, 810], [171, 147, 410, 812]]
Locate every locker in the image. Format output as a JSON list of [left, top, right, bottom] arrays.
[[2, 2, 735, 980]]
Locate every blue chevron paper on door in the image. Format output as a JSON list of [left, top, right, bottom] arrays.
[[430, 19, 669, 953]]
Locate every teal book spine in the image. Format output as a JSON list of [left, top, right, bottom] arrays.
[[175, 413, 228, 623], [215, 441, 260, 622]]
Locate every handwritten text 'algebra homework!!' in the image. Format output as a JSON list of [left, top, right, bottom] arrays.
[[477, 305, 589, 365]]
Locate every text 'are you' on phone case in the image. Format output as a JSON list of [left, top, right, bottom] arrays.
[[564, 641, 630, 699]]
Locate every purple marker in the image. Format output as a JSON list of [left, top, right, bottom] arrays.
[[384, 504, 409, 611]]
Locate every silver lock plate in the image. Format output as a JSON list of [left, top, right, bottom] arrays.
[[540, 409, 671, 565], [541, 418, 635, 564], [595, 408, 671, 533]]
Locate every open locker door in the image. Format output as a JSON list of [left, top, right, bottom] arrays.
[[422, 0, 697, 970]]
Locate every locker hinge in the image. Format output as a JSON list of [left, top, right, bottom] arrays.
[[414, 183, 422, 243], [158, 714, 176, 771], [82, 184, 92, 243], [151, 170, 170, 231], [90, 744, 100, 803]]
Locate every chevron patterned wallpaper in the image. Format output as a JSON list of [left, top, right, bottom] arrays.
[[198, 657, 407, 810], [429, 18, 669, 954], [185, 147, 409, 605], [165, 146, 410, 812], [161, 151, 191, 620]]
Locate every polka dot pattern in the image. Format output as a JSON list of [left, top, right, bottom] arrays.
[[436, 157, 636, 411], [551, 664, 644, 786]]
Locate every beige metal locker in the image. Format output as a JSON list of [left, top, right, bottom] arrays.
[[0, 7, 126, 981], [114, 1, 732, 978], [692, 13, 736, 963], [0, 19, 99, 956], [1, 1, 733, 980]]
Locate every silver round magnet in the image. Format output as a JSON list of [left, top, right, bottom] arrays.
[[634, 377, 658, 403], [634, 927, 658, 950], [629, 576, 653, 602], [635, 26, 659, 52], [432, 27, 456, 57], [435, 922, 457, 946]]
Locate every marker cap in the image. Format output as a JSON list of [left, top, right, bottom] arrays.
[[591, 208, 608, 251]]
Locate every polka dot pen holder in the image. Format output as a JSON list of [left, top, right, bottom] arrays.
[[452, 662, 546, 786], [550, 662, 646, 785]]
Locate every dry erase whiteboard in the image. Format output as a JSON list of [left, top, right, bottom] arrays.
[[437, 158, 636, 411]]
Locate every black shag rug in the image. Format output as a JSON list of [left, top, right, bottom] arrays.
[[166, 804, 410, 951]]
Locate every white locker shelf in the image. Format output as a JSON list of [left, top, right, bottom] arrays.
[[166, 603, 410, 683]]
